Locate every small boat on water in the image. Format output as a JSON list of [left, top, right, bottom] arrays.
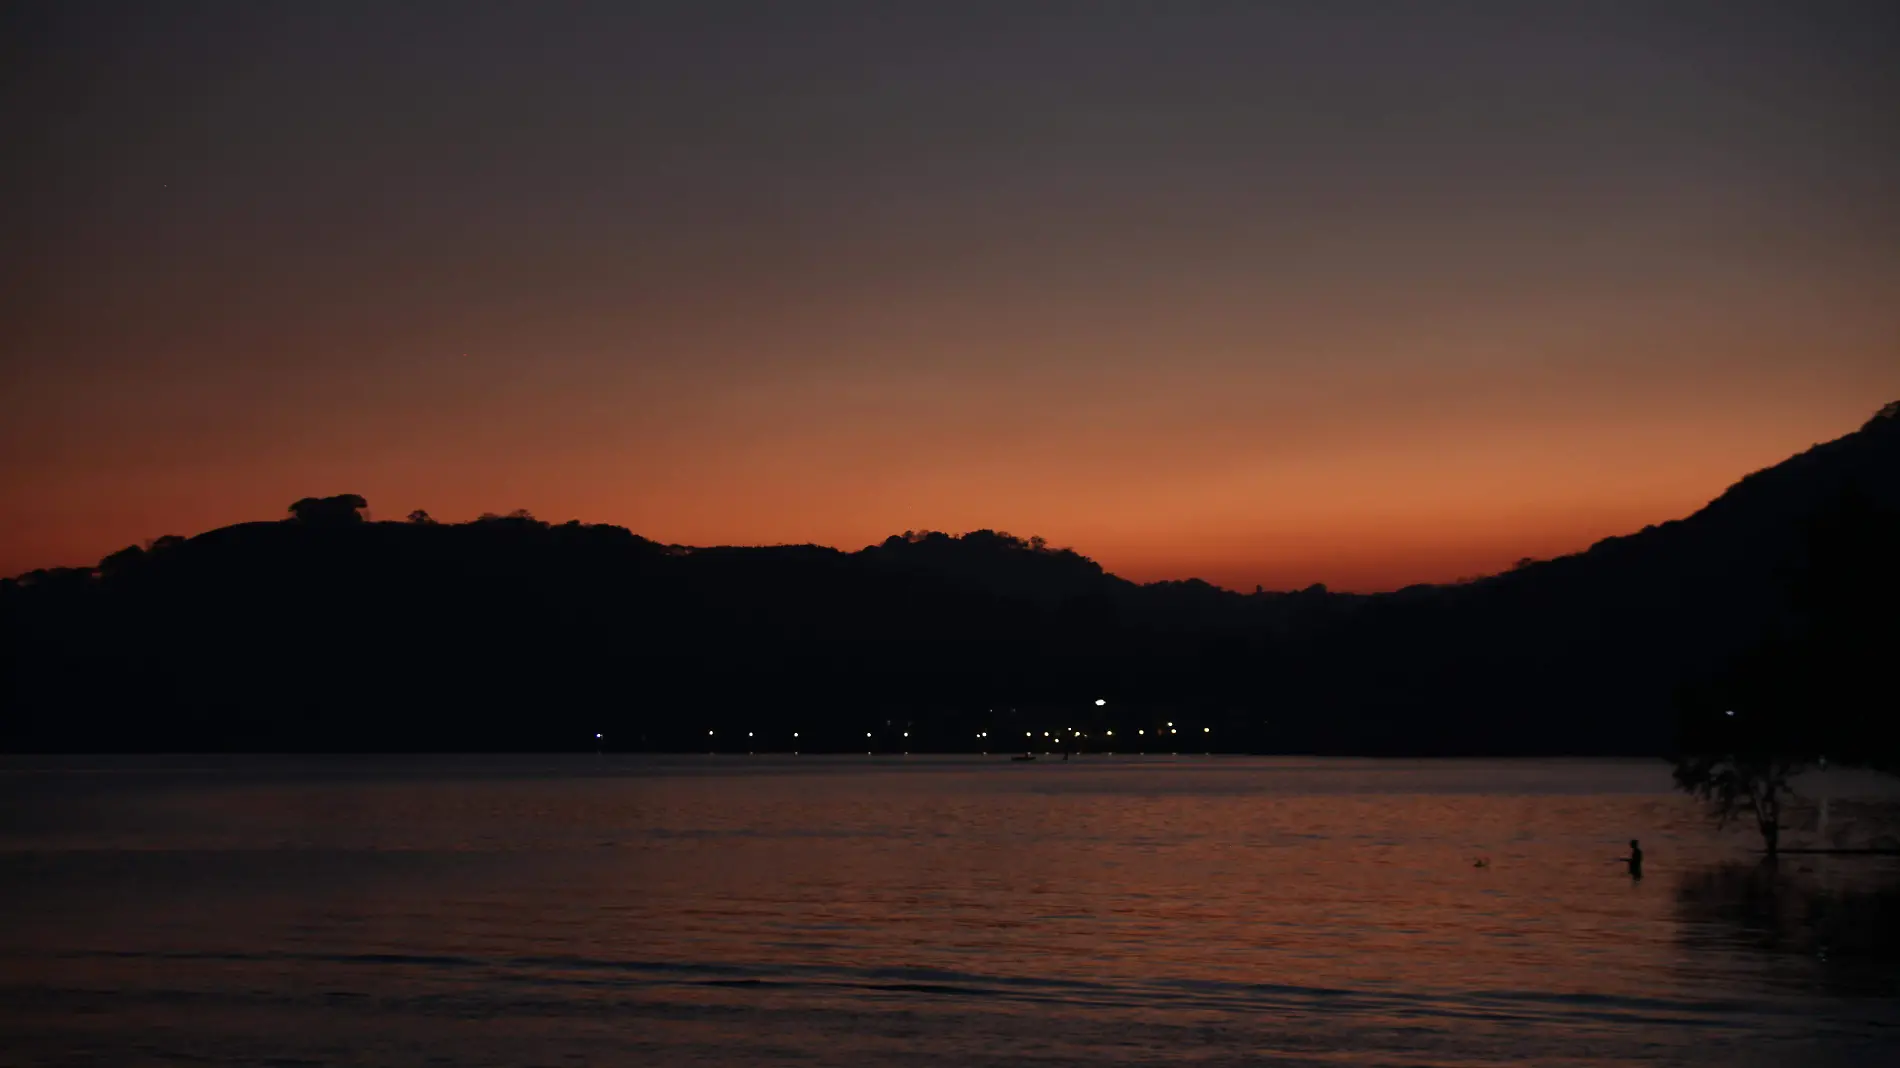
[[1009, 753, 1037, 762]]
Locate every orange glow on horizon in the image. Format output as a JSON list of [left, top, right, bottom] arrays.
[[7, 3, 1898, 595], [3, 388, 1886, 593]]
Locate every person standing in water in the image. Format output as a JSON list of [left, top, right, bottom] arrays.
[[1625, 839, 1643, 880]]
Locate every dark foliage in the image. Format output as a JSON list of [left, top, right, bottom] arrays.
[[288, 494, 370, 526], [2, 405, 1895, 754], [1672, 751, 1803, 856], [1667, 462, 1900, 849]]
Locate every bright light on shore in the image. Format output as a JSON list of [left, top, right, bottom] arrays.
[[1095, 698, 1106, 706]]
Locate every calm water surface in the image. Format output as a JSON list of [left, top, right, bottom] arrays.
[[2, 757, 1897, 1067]]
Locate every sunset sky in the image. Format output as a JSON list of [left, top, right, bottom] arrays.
[[4, 1, 1896, 591]]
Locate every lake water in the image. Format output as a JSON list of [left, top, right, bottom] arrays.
[[2, 757, 1897, 1067]]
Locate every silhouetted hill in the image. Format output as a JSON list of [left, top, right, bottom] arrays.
[[3, 404, 1894, 754], [1296, 401, 1899, 754]]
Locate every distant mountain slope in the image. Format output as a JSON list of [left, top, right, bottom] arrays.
[[3, 404, 1893, 754], [1283, 401, 1900, 753]]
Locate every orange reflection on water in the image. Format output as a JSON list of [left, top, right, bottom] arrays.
[[1, 757, 1896, 1066]]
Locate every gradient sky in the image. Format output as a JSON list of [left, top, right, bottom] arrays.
[[5, 1, 1897, 591]]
